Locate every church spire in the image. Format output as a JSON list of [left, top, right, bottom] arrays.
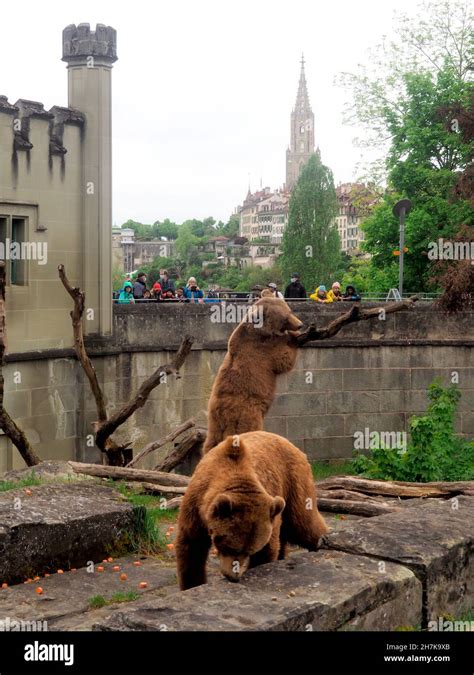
[[294, 52, 312, 114], [286, 55, 316, 190]]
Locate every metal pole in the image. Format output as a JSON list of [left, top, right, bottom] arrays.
[[399, 207, 405, 297], [393, 199, 412, 299]]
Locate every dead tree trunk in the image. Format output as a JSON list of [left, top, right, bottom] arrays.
[[59, 265, 194, 466], [295, 296, 418, 345], [0, 263, 41, 466]]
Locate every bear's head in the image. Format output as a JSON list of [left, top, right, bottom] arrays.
[[204, 436, 285, 582], [246, 297, 303, 337]]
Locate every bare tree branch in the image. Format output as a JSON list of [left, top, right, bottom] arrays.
[[94, 336, 194, 451], [127, 418, 196, 468], [295, 297, 419, 346]]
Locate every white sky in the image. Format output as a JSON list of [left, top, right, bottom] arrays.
[[2, 0, 416, 225]]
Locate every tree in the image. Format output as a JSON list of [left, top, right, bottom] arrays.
[[121, 219, 153, 240], [152, 219, 178, 240], [175, 222, 200, 261], [339, 0, 473, 292], [279, 154, 341, 290]]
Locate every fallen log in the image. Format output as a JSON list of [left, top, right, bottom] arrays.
[[68, 461, 190, 487], [317, 488, 390, 503], [154, 428, 206, 472], [127, 418, 196, 468], [163, 496, 183, 510], [317, 497, 400, 517], [139, 482, 187, 495], [316, 476, 447, 498], [391, 479, 474, 494]]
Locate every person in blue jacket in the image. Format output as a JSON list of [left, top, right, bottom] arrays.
[[183, 277, 204, 303], [342, 284, 361, 301], [118, 281, 135, 304]]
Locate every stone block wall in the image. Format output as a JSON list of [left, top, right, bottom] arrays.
[[1, 302, 473, 470]]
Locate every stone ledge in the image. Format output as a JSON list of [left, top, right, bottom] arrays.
[[0, 484, 141, 584], [323, 496, 474, 624], [93, 549, 421, 632]]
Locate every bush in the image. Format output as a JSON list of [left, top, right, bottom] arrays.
[[352, 380, 474, 482]]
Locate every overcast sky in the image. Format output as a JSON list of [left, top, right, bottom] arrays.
[[2, 0, 417, 225]]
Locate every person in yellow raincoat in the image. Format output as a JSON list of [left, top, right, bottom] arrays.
[[309, 285, 333, 303], [327, 282, 343, 301]]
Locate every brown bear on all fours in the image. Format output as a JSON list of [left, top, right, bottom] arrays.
[[202, 296, 303, 454], [176, 431, 329, 590]]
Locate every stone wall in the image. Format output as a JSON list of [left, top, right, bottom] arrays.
[[1, 302, 473, 471]]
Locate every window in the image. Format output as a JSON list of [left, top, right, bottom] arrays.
[[0, 213, 29, 286]]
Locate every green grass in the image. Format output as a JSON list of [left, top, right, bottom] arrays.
[[0, 471, 42, 492], [311, 461, 355, 480], [88, 591, 139, 609]]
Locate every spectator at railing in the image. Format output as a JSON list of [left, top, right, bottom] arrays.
[[176, 287, 187, 302], [204, 289, 220, 303], [342, 285, 361, 302], [268, 282, 284, 299], [151, 280, 162, 299], [161, 289, 176, 301], [118, 281, 135, 304], [133, 272, 147, 299], [284, 273, 307, 299], [184, 277, 204, 303], [160, 270, 175, 295], [327, 282, 343, 301], [310, 285, 333, 303]]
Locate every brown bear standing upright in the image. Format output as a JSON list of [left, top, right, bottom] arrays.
[[176, 431, 328, 590], [202, 297, 303, 454]]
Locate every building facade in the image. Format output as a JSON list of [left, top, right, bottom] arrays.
[[0, 23, 117, 469], [335, 183, 379, 254]]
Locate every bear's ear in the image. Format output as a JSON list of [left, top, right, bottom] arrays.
[[270, 496, 285, 519], [212, 494, 233, 519], [221, 435, 246, 461]]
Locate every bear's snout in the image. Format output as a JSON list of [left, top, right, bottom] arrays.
[[218, 554, 250, 583]]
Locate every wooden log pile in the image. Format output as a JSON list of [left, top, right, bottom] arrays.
[[69, 429, 474, 517]]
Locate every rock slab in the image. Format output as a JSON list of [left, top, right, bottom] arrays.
[[0, 483, 141, 584]]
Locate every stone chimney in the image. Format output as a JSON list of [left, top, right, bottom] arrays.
[[62, 23, 118, 335]]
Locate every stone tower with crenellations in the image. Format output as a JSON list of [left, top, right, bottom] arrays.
[[285, 56, 317, 190], [62, 23, 118, 336]]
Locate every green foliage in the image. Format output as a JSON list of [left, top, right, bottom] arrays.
[[340, 257, 398, 296], [88, 591, 139, 609], [280, 154, 341, 289], [339, 0, 474, 292], [152, 219, 178, 240], [311, 461, 355, 480], [353, 380, 474, 482], [0, 471, 42, 492]]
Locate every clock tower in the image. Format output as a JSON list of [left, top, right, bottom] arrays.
[[286, 55, 316, 190]]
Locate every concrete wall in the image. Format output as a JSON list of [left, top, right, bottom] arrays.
[[1, 302, 473, 471]]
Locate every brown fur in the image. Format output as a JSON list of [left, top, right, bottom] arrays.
[[176, 431, 329, 590], [202, 297, 303, 454]]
